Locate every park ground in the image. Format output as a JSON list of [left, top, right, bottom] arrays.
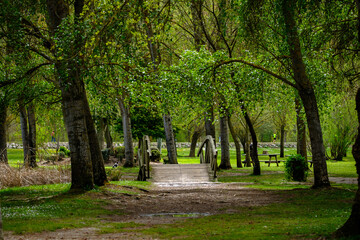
[[1, 147, 359, 239]]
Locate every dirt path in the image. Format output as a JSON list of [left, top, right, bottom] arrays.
[[5, 182, 281, 240]]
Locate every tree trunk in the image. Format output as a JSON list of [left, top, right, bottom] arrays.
[[83, 94, 107, 186], [228, 116, 242, 168], [295, 97, 307, 158], [189, 129, 201, 157], [219, 114, 231, 169], [334, 87, 360, 237], [47, 0, 94, 190], [163, 113, 178, 164], [27, 104, 37, 168], [0, 204, 3, 240], [104, 118, 113, 149], [118, 98, 134, 167], [282, 1, 329, 188], [20, 104, 29, 165], [204, 106, 216, 147], [0, 104, 7, 164], [280, 124, 285, 158], [241, 106, 260, 175], [245, 132, 251, 167], [98, 117, 105, 150]]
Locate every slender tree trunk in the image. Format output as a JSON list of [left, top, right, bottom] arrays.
[[282, 1, 329, 188], [104, 118, 113, 149], [204, 107, 216, 147], [163, 113, 178, 164], [20, 104, 29, 165], [27, 104, 37, 167], [83, 94, 107, 186], [219, 114, 231, 169], [334, 87, 360, 237], [118, 98, 134, 167], [0, 104, 7, 164], [98, 117, 105, 150], [241, 106, 260, 175], [295, 97, 307, 158], [245, 132, 251, 167], [0, 204, 3, 240], [228, 116, 242, 168], [189, 129, 201, 157], [280, 124, 285, 158]]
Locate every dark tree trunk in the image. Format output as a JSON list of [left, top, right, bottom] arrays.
[[242, 106, 260, 175], [334, 87, 360, 237], [295, 97, 307, 158], [98, 117, 105, 150], [204, 106, 216, 147], [83, 94, 107, 186], [20, 104, 29, 165], [118, 98, 134, 167], [189, 129, 201, 157], [282, 1, 329, 188], [27, 104, 37, 167], [191, 0, 204, 51], [219, 114, 231, 169], [0, 204, 3, 240], [280, 124, 285, 158], [163, 113, 178, 164], [228, 116, 242, 168], [0, 104, 7, 164], [104, 118, 113, 149], [47, 0, 95, 190], [245, 132, 251, 167]]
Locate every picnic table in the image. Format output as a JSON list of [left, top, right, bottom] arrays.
[[242, 153, 282, 167]]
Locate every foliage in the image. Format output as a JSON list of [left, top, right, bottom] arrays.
[[285, 155, 309, 182], [114, 146, 125, 160], [101, 148, 111, 163], [59, 146, 70, 157], [106, 168, 122, 181], [150, 148, 161, 162]]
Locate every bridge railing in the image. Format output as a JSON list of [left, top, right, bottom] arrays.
[[137, 135, 152, 181], [197, 135, 218, 179]]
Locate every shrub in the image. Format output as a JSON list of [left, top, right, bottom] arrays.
[[114, 146, 125, 160], [150, 148, 161, 162], [59, 146, 70, 157], [285, 154, 309, 182], [101, 148, 110, 163], [106, 168, 121, 181]]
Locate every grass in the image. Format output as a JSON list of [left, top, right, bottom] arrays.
[[137, 188, 354, 240], [1, 147, 359, 239]]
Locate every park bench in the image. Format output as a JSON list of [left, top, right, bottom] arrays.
[[242, 153, 281, 166]]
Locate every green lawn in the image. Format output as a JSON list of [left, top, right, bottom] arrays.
[[1, 147, 359, 239]]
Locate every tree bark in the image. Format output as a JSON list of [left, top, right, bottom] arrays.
[[104, 118, 113, 149], [189, 129, 201, 157], [219, 114, 231, 169], [98, 117, 105, 150], [241, 106, 260, 175], [228, 116, 242, 168], [19, 104, 29, 165], [118, 98, 134, 167], [27, 104, 37, 167], [282, 0, 329, 188], [83, 94, 107, 186], [295, 97, 307, 158], [163, 113, 178, 164], [47, 0, 95, 190], [280, 124, 285, 158], [0, 104, 7, 164], [334, 87, 360, 237], [204, 107, 216, 147]]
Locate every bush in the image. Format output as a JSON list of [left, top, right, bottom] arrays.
[[101, 148, 110, 163], [150, 148, 161, 162], [114, 146, 125, 160], [59, 146, 70, 157], [285, 154, 309, 182], [106, 168, 121, 181]]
